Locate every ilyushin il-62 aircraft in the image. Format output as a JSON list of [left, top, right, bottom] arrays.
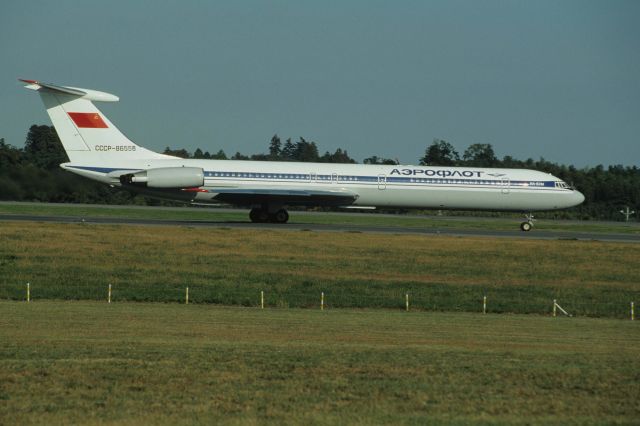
[[21, 79, 584, 231]]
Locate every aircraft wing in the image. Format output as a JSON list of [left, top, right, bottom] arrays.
[[205, 187, 359, 207]]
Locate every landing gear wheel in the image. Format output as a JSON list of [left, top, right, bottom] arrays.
[[520, 213, 535, 232], [520, 222, 532, 232], [249, 208, 261, 223], [271, 209, 289, 224], [249, 208, 270, 223], [258, 210, 270, 223]]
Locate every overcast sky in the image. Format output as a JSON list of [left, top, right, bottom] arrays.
[[1, 0, 638, 167]]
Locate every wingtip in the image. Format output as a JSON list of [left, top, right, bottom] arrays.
[[19, 78, 39, 84]]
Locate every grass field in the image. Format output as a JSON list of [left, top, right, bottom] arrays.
[[1, 301, 638, 425], [1, 202, 639, 234], [2, 207, 638, 424], [0, 221, 638, 318]]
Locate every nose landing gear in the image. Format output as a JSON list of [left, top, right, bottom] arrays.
[[520, 213, 535, 232]]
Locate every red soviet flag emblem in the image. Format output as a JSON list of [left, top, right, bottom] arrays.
[[68, 112, 108, 128]]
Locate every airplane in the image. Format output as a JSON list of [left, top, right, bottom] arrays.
[[21, 79, 585, 231]]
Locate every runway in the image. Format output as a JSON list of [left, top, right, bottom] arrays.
[[1, 213, 638, 243]]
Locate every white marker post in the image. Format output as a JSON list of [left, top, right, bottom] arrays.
[[405, 293, 409, 312], [27, 282, 30, 303], [185, 287, 189, 304], [321, 292, 324, 311], [632, 302, 635, 321], [554, 300, 572, 317], [108, 284, 112, 304], [483, 295, 487, 314], [261, 291, 264, 309]]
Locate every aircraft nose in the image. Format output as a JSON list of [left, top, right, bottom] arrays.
[[573, 190, 585, 206]]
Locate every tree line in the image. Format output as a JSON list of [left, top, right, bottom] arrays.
[[163, 135, 387, 165], [0, 125, 638, 220]]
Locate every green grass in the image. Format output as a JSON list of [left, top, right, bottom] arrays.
[[0, 222, 638, 318], [1, 301, 638, 425], [1, 201, 639, 234]]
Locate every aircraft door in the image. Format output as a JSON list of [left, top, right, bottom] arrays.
[[331, 173, 338, 184], [501, 177, 510, 194], [378, 174, 387, 190]]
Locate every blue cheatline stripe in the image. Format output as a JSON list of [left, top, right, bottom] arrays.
[[67, 165, 140, 173]]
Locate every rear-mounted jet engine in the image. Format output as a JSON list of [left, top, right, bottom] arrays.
[[120, 167, 204, 189]]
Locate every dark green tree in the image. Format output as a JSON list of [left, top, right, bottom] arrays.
[[320, 148, 356, 163], [462, 143, 498, 167], [23, 125, 67, 169], [420, 139, 460, 166], [281, 138, 295, 160], [0, 138, 22, 168], [292, 137, 320, 162], [163, 147, 190, 158], [250, 153, 270, 161], [363, 155, 397, 165], [211, 149, 228, 160], [231, 152, 249, 160], [268, 135, 281, 160]]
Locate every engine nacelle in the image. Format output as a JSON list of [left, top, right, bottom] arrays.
[[120, 167, 205, 188]]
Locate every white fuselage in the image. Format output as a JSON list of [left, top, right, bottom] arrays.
[[64, 158, 585, 212]]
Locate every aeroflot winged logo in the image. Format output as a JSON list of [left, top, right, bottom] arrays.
[[68, 112, 108, 128], [390, 168, 484, 178]]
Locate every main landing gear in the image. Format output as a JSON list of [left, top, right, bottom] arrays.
[[520, 213, 535, 232], [249, 207, 289, 224]]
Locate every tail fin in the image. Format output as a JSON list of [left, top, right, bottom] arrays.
[[20, 79, 173, 164]]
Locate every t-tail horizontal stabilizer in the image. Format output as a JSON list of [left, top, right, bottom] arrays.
[[20, 79, 119, 102]]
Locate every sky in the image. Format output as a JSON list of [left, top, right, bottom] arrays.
[[1, 0, 638, 167]]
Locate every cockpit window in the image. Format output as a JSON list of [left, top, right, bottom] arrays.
[[555, 181, 570, 189]]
